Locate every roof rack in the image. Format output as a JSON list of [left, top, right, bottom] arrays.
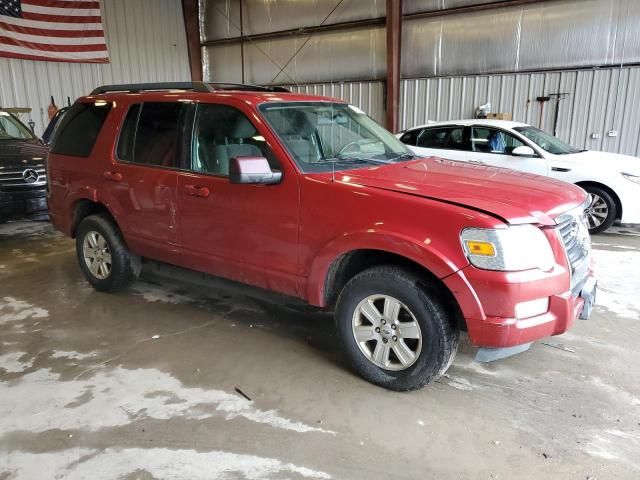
[[90, 82, 289, 95]]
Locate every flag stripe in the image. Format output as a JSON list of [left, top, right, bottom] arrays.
[[0, 43, 108, 60], [5, 29, 104, 44], [0, 21, 104, 37], [22, 0, 100, 8], [0, 35, 106, 51], [0, 0, 109, 63], [21, 12, 102, 22], [0, 15, 102, 30], [21, 4, 101, 16]]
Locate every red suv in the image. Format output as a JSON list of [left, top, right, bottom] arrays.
[[48, 82, 596, 391]]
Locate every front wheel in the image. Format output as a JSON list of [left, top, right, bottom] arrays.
[[76, 214, 140, 293], [335, 266, 459, 391], [583, 186, 617, 234]]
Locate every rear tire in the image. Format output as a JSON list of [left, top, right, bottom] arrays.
[[335, 266, 459, 391], [583, 186, 616, 234], [76, 214, 140, 293]]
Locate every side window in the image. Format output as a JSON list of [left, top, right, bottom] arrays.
[[417, 127, 464, 150], [116, 104, 141, 162], [400, 130, 418, 146], [191, 103, 278, 176], [471, 127, 525, 155], [50, 102, 112, 157], [132, 103, 183, 167]]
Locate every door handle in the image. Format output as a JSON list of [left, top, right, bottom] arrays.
[[468, 159, 485, 165], [103, 171, 123, 182], [184, 184, 210, 198]]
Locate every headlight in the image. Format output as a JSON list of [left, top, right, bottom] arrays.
[[461, 225, 555, 272], [622, 172, 640, 185]]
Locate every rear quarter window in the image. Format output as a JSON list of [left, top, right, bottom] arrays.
[[50, 102, 112, 157]]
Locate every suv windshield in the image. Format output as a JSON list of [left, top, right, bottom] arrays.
[[259, 102, 414, 173], [513, 126, 580, 155], [0, 112, 34, 140]]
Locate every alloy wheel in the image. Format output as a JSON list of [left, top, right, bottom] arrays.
[[585, 193, 609, 230], [351, 294, 423, 371], [82, 231, 112, 280]]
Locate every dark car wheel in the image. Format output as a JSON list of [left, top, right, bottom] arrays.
[[335, 266, 459, 391], [76, 214, 141, 293], [583, 186, 617, 234]]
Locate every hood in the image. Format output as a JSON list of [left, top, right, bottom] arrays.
[[0, 138, 48, 169], [331, 157, 587, 226], [552, 150, 640, 174]]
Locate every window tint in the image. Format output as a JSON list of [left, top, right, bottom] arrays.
[[416, 126, 465, 150], [400, 130, 418, 146], [127, 103, 183, 168], [50, 102, 112, 157], [116, 104, 141, 162], [471, 127, 525, 154], [191, 103, 278, 176]]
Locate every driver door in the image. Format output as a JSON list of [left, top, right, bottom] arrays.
[[176, 101, 300, 297], [468, 126, 548, 176]]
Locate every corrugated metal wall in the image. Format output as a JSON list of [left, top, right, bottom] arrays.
[[286, 81, 385, 124], [399, 66, 640, 156], [0, 0, 190, 136]]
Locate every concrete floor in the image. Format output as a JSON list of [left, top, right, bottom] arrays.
[[1, 221, 639, 480]]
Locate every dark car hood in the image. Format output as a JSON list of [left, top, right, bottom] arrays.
[[323, 157, 587, 226], [0, 139, 48, 168]]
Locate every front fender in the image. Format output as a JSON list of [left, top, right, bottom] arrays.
[[305, 229, 466, 307]]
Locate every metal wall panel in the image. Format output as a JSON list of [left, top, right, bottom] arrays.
[[402, 0, 639, 77], [286, 81, 385, 125], [403, 0, 499, 14], [201, 0, 386, 42], [399, 66, 640, 156], [204, 26, 386, 85], [0, 0, 190, 136]]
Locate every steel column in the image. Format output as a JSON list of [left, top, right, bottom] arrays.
[[386, 0, 402, 132], [182, 0, 203, 81]]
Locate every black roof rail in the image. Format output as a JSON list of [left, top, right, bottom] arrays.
[[90, 82, 213, 95], [207, 82, 290, 92], [90, 82, 289, 95]]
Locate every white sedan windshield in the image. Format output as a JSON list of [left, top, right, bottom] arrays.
[[514, 126, 580, 155]]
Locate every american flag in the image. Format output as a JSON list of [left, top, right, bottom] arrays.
[[0, 0, 108, 63]]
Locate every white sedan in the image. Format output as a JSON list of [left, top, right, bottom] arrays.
[[396, 120, 640, 233]]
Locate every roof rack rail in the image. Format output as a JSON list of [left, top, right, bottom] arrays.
[[90, 82, 213, 95], [90, 82, 289, 95]]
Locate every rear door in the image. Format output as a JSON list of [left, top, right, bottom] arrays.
[[104, 102, 185, 259], [468, 125, 548, 175], [175, 100, 300, 297], [401, 125, 468, 162]]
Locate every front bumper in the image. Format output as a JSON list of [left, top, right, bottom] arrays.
[[0, 188, 48, 220], [444, 265, 596, 349]]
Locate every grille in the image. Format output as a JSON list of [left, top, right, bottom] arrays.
[[556, 208, 591, 290], [0, 166, 47, 189]]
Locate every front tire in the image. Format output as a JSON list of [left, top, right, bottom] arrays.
[[583, 186, 617, 234], [76, 214, 140, 293], [335, 266, 459, 391]]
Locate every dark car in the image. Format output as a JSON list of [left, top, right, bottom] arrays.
[[0, 111, 49, 222]]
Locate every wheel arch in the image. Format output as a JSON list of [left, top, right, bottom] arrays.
[[71, 199, 120, 238], [575, 181, 622, 221], [317, 248, 467, 332]]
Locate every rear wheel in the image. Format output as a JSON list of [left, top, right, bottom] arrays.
[[583, 186, 616, 234], [335, 266, 459, 391], [76, 214, 140, 292]]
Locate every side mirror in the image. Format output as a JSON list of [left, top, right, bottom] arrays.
[[229, 156, 282, 185], [512, 145, 536, 157]]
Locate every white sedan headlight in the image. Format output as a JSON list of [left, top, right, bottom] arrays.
[[461, 225, 555, 272]]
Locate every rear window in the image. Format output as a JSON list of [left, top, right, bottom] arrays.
[[50, 102, 112, 157]]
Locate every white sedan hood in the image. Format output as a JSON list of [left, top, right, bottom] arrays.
[[554, 150, 640, 175]]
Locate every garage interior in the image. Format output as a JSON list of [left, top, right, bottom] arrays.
[[1, 1, 640, 479]]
